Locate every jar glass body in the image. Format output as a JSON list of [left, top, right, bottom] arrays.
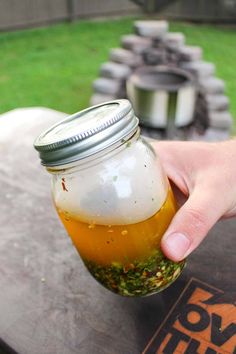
[[49, 131, 185, 296]]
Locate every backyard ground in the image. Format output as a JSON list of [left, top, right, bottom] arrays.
[[0, 17, 235, 125]]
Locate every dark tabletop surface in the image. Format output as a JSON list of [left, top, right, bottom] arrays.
[[0, 108, 235, 354]]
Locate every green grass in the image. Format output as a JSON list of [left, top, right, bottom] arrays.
[[0, 17, 235, 123]]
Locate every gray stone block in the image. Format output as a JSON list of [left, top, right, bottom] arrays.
[[100, 62, 131, 80], [90, 93, 116, 106], [164, 32, 185, 49], [121, 34, 152, 54], [110, 48, 143, 67], [208, 111, 233, 129], [134, 20, 168, 38], [181, 61, 215, 79], [206, 94, 230, 111], [93, 78, 122, 95], [198, 77, 225, 95], [178, 46, 203, 62]]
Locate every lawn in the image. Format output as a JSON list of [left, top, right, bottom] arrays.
[[0, 17, 235, 124]]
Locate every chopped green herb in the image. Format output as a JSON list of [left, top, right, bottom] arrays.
[[84, 249, 185, 297], [113, 176, 118, 182]]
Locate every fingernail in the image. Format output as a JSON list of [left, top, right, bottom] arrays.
[[163, 233, 191, 260]]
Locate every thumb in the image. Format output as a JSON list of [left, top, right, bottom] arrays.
[[161, 187, 224, 262]]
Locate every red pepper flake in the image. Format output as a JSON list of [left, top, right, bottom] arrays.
[[123, 263, 135, 273], [61, 178, 68, 192]]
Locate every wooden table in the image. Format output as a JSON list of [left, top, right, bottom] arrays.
[[0, 108, 235, 354]]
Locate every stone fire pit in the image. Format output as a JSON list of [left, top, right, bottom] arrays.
[[90, 20, 233, 141]]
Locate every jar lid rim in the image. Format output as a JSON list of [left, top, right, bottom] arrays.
[[34, 99, 139, 166]]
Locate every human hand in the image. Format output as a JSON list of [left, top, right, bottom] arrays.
[[152, 140, 236, 262]]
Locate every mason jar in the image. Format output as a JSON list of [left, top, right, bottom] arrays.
[[34, 100, 185, 297]]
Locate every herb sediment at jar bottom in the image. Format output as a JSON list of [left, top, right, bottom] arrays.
[[57, 188, 185, 296], [84, 250, 185, 297]]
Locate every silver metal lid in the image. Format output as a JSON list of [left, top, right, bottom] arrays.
[[34, 99, 139, 167]]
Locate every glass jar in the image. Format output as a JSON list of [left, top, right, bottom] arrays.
[[34, 100, 185, 297]]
